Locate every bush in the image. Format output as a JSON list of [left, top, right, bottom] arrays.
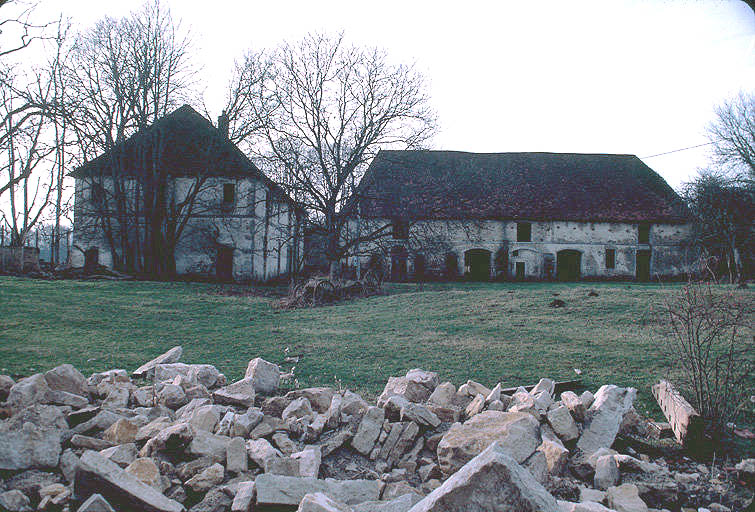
[[663, 279, 754, 436]]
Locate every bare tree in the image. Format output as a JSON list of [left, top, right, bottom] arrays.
[[682, 170, 754, 283], [227, 33, 436, 277], [707, 92, 755, 181], [64, 0, 198, 275], [0, 1, 58, 201], [0, 15, 67, 248], [0, 0, 55, 59]]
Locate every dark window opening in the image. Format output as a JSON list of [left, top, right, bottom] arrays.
[[638, 223, 650, 244], [392, 219, 409, 239], [517, 222, 532, 242], [223, 183, 235, 204], [605, 248, 616, 269], [515, 262, 525, 280]]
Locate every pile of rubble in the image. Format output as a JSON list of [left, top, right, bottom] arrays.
[[0, 346, 752, 512]]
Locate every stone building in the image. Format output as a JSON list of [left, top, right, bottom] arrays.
[[71, 105, 304, 281], [346, 150, 695, 281]]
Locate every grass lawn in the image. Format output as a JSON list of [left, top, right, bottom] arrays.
[[0, 276, 751, 419]]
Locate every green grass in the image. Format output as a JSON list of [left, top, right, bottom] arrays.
[[0, 276, 751, 419]]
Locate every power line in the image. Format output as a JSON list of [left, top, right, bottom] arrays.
[[641, 141, 716, 159]]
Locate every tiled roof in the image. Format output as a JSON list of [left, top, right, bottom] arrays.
[[357, 150, 689, 223]]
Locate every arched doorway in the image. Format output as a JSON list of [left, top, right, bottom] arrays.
[[557, 250, 581, 281], [390, 246, 408, 282], [464, 249, 492, 281]]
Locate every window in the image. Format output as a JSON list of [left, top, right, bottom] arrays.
[[392, 219, 409, 239], [222, 183, 235, 205], [638, 223, 650, 244], [516, 222, 532, 242], [605, 248, 616, 269]]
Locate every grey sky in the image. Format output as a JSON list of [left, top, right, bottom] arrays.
[[42, 0, 755, 188]]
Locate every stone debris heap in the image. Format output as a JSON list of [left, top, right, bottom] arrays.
[[0, 347, 751, 512]]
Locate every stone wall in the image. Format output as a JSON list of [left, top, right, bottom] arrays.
[[345, 218, 697, 280]]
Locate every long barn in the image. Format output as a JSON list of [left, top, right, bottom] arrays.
[[346, 150, 695, 281]]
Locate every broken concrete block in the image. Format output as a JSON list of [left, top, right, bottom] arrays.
[[297, 492, 353, 512], [354, 493, 422, 511], [378, 377, 432, 407], [185, 462, 224, 493], [212, 378, 256, 408], [464, 393, 486, 419], [537, 433, 569, 475], [103, 418, 138, 445], [560, 391, 586, 422], [100, 443, 138, 468], [133, 347, 183, 379], [287, 387, 335, 413], [231, 482, 255, 512], [408, 441, 559, 511], [651, 380, 703, 447], [352, 406, 385, 456], [428, 382, 457, 408], [7, 373, 51, 409], [292, 446, 322, 478], [0, 490, 31, 512], [77, 493, 116, 512], [187, 430, 230, 463], [283, 397, 315, 421], [606, 483, 648, 512], [531, 378, 555, 397], [255, 475, 380, 507], [74, 450, 185, 512], [45, 364, 87, 396], [245, 358, 280, 394], [246, 438, 282, 468], [594, 455, 620, 491], [0, 419, 62, 470], [546, 404, 578, 442], [124, 457, 162, 490], [405, 369, 440, 391], [437, 411, 540, 475], [227, 436, 248, 473], [576, 385, 636, 456]]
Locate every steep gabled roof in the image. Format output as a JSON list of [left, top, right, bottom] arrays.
[[71, 104, 300, 209], [357, 150, 689, 223]]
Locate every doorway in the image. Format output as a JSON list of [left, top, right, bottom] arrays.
[[636, 250, 651, 281], [390, 246, 408, 282], [84, 247, 99, 270], [556, 250, 581, 281], [216, 246, 234, 281], [464, 249, 491, 281]]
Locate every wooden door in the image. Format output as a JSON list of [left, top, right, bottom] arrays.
[[636, 250, 651, 281]]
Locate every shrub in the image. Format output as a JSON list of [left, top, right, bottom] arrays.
[[663, 279, 754, 436]]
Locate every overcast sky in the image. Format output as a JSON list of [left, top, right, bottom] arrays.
[[39, 0, 755, 189]]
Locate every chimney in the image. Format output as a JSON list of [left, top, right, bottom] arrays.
[[217, 110, 229, 139]]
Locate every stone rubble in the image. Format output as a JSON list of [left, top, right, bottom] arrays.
[[0, 346, 750, 512]]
